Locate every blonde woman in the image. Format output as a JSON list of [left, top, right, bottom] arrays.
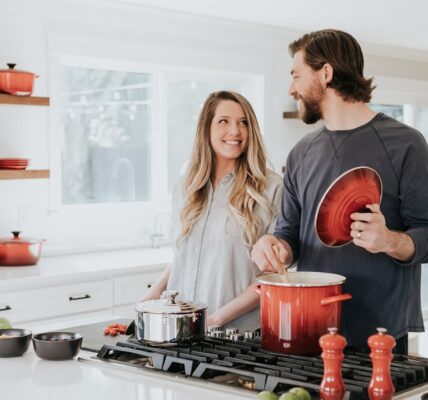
[[144, 91, 282, 331]]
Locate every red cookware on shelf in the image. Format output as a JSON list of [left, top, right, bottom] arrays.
[[255, 272, 352, 354], [0, 231, 44, 266], [0, 63, 38, 96]]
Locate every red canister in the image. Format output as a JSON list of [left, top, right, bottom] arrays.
[[255, 272, 352, 354]]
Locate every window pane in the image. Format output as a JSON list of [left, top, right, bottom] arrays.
[[166, 80, 243, 192], [61, 66, 152, 204], [370, 104, 404, 122]]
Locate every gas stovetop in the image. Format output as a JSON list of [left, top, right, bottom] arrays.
[[78, 334, 428, 400]]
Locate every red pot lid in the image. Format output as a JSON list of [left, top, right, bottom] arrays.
[[315, 166, 382, 247], [256, 271, 346, 287], [0, 63, 36, 76], [0, 231, 41, 245]]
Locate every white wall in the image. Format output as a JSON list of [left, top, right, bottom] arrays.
[[1, 0, 428, 254]]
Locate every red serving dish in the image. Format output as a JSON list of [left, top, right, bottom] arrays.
[[315, 166, 382, 247]]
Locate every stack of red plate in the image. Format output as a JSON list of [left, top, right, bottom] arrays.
[[0, 158, 29, 170]]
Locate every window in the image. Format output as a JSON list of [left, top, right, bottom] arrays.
[[60, 62, 251, 205], [61, 66, 152, 204]]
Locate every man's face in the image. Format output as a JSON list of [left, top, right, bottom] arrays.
[[289, 50, 325, 124]]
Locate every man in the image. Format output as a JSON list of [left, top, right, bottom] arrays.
[[251, 29, 428, 353]]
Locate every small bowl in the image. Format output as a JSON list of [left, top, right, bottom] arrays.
[[32, 332, 82, 361], [0, 328, 32, 357]]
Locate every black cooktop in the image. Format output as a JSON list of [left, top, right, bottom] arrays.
[[95, 335, 428, 400]]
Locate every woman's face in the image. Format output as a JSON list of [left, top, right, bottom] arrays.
[[209, 100, 249, 164]]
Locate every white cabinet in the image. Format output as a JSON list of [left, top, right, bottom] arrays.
[[0, 279, 113, 324]]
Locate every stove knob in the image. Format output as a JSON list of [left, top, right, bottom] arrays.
[[230, 333, 243, 342], [244, 331, 255, 339], [208, 325, 222, 332], [211, 330, 225, 338], [225, 328, 238, 336]]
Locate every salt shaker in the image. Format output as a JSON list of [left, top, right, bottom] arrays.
[[368, 327, 396, 400], [319, 327, 347, 400]]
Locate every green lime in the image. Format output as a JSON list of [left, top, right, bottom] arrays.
[[257, 391, 278, 400], [0, 317, 12, 329], [288, 387, 311, 400], [278, 393, 299, 400]]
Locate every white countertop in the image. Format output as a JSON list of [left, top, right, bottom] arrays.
[[0, 246, 173, 291], [0, 314, 255, 400]]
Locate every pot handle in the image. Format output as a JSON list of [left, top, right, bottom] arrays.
[[321, 293, 352, 306], [254, 284, 261, 295]]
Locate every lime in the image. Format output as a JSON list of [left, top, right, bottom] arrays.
[[278, 393, 299, 400], [288, 387, 311, 400], [257, 391, 278, 400], [0, 317, 12, 329]]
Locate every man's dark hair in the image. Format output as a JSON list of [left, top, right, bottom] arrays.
[[289, 29, 375, 102]]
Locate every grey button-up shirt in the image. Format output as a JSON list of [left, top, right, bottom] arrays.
[[167, 171, 283, 331]]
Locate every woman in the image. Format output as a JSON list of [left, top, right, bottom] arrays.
[[144, 91, 282, 331]]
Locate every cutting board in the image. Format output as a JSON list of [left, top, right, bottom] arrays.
[[62, 318, 133, 352]]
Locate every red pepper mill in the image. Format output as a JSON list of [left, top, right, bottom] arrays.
[[319, 327, 346, 400], [368, 327, 396, 400]]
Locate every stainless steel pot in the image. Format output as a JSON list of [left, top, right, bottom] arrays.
[[135, 291, 206, 345]]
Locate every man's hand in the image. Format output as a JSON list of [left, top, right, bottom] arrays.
[[251, 234, 291, 273], [350, 203, 415, 261]]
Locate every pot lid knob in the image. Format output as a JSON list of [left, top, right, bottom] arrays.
[[7, 63, 16, 70], [163, 290, 179, 305], [11, 231, 21, 239]]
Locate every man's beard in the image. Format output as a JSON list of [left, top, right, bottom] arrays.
[[296, 83, 324, 124]]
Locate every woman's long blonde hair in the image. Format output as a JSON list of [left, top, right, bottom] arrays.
[[180, 91, 273, 247]]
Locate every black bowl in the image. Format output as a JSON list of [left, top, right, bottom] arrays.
[[0, 328, 32, 357], [32, 332, 82, 361]]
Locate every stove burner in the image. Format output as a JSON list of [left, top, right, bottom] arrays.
[[94, 335, 428, 399]]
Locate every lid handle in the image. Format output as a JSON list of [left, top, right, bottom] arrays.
[[11, 231, 21, 239], [163, 290, 179, 305], [7, 63, 16, 70]]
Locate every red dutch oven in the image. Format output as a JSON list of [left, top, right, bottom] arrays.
[[255, 272, 352, 355], [0, 64, 38, 96]]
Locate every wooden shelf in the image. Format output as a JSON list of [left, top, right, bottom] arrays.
[[0, 94, 50, 106], [0, 169, 50, 180], [283, 111, 300, 119]]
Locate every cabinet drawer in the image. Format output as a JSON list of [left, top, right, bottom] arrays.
[[114, 270, 162, 306], [0, 280, 113, 324]]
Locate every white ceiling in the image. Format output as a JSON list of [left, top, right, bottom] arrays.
[[112, 0, 428, 54]]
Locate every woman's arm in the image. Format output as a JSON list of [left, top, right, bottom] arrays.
[[207, 281, 259, 327], [141, 265, 171, 301]]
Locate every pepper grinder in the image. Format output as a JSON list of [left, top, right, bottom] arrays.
[[368, 327, 396, 400], [319, 327, 347, 400]]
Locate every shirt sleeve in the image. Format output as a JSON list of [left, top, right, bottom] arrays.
[[273, 157, 301, 262], [394, 131, 428, 266]]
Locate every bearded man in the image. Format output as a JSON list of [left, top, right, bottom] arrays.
[[251, 29, 428, 353]]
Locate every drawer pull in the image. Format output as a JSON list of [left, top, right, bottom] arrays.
[[0, 305, 11, 312], [147, 284, 152, 288], [69, 294, 91, 301]]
